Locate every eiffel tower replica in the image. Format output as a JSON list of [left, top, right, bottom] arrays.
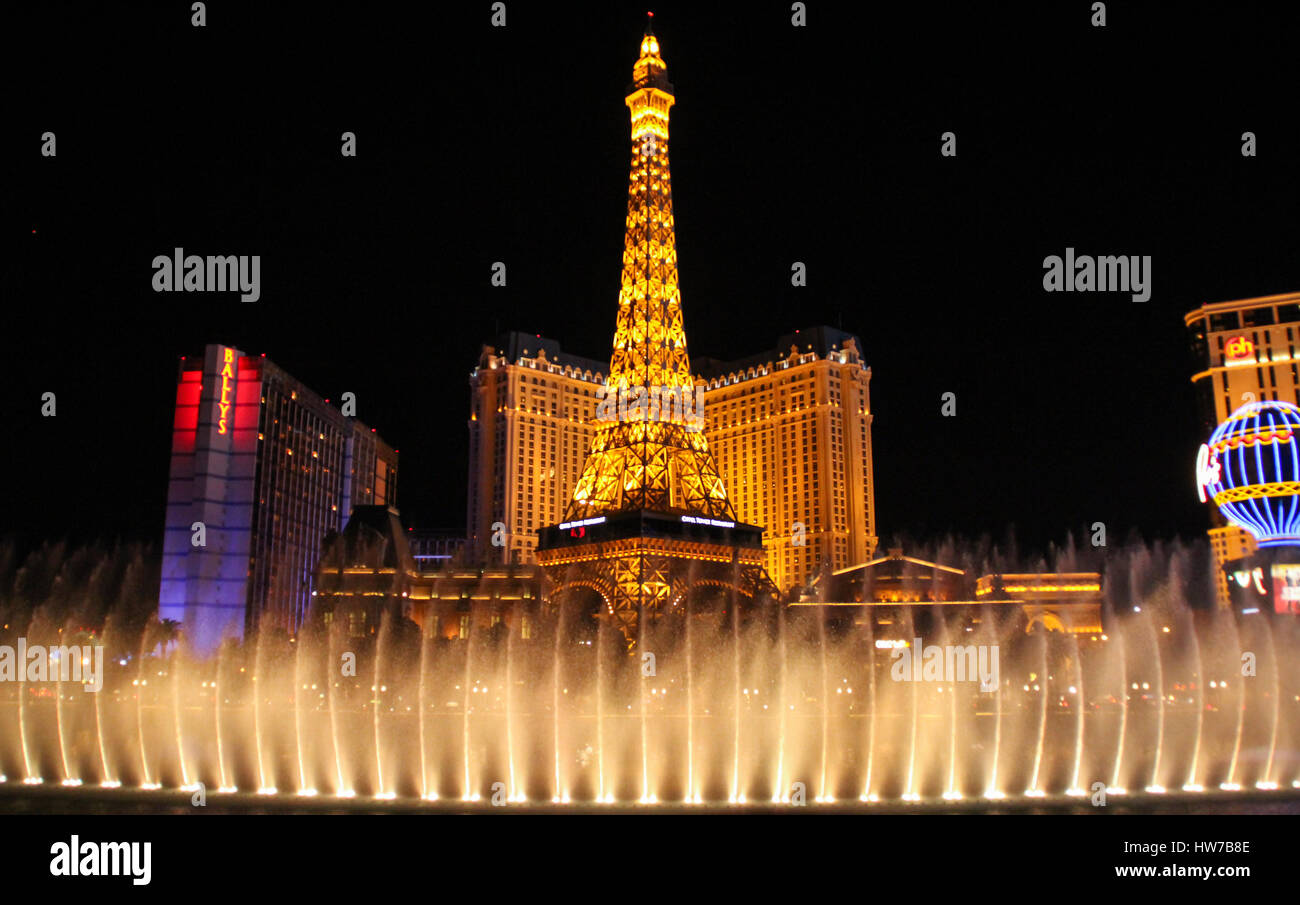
[[536, 18, 777, 649]]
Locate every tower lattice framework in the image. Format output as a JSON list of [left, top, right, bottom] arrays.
[[538, 21, 776, 648], [564, 23, 734, 524]]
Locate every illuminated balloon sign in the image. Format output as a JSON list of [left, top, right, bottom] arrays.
[[1198, 400, 1300, 548]]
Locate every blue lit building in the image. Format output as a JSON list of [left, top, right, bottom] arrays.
[[159, 344, 399, 655]]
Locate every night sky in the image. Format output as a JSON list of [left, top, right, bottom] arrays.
[[8, 2, 1299, 558]]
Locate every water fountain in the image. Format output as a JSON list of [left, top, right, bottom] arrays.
[[2, 539, 1298, 812]]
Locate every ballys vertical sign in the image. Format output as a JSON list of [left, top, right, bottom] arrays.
[[218, 347, 235, 435]]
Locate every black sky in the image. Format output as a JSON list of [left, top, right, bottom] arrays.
[[7, 2, 1299, 557]]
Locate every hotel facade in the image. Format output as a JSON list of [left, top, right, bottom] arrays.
[[159, 343, 398, 654], [1185, 292, 1300, 605], [466, 326, 877, 592]]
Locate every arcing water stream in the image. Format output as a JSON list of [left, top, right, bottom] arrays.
[[2, 542, 1299, 806]]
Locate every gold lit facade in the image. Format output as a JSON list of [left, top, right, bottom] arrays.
[[699, 332, 877, 590], [467, 331, 878, 589], [1205, 525, 1257, 607], [466, 341, 601, 567], [1186, 292, 1298, 605], [801, 552, 1104, 636]]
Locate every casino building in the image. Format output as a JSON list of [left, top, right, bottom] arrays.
[[1195, 397, 1300, 617], [312, 506, 543, 642], [466, 325, 877, 591], [159, 343, 398, 654], [793, 549, 1104, 637], [325, 23, 1102, 645], [1186, 291, 1300, 605], [462, 24, 877, 600]]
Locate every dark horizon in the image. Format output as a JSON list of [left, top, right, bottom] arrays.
[[8, 2, 1300, 560]]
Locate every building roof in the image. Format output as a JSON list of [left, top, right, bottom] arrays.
[[832, 551, 966, 577], [1183, 290, 1300, 327], [485, 326, 866, 383], [692, 326, 865, 378], [179, 344, 390, 443], [490, 331, 608, 374], [320, 505, 413, 571]]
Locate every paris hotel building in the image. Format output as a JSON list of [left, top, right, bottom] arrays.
[[467, 326, 878, 591], [1186, 291, 1300, 605]]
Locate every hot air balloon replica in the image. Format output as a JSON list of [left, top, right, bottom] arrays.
[[1197, 400, 1300, 614]]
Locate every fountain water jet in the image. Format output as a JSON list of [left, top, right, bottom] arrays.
[[1024, 629, 1048, 797], [2, 538, 1298, 810]]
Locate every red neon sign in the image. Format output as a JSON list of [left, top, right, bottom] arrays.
[[218, 347, 235, 434], [1225, 336, 1255, 362]]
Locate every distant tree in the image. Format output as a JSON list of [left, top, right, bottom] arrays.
[[142, 615, 182, 657]]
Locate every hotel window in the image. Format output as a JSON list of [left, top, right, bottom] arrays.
[[1210, 312, 1240, 332]]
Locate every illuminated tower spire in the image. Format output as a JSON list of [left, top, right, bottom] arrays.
[[538, 21, 776, 650], [565, 23, 735, 522]]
